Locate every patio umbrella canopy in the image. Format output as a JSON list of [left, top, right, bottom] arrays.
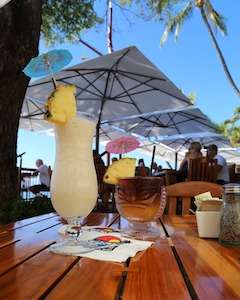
[[157, 131, 239, 165], [157, 132, 232, 152], [23, 46, 191, 152], [105, 107, 218, 139]]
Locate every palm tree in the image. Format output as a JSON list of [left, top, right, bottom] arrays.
[[217, 106, 240, 146], [147, 0, 240, 97]]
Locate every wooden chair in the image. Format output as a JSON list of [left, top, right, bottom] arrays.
[[165, 181, 223, 215], [95, 164, 115, 210], [188, 158, 218, 182]]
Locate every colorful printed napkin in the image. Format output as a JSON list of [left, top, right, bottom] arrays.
[[50, 226, 153, 262]]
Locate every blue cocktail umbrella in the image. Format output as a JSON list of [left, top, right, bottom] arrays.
[[23, 49, 72, 87]]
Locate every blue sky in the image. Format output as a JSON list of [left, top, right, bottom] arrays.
[[17, 1, 240, 168]]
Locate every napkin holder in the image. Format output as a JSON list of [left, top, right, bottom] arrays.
[[195, 194, 222, 238]]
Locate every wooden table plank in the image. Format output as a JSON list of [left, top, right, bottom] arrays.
[[162, 215, 240, 300], [0, 213, 119, 300], [0, 216, 62, 247], [109, 217, 190, 300], [0, 213, 117, 276], [122, 244, 191, 300], [46, 259, 124, 300], [0, 249, 79, 300], [0, 213, 57, 232]]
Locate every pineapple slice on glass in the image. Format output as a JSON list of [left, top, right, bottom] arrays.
[[103, 158, 136, 185]]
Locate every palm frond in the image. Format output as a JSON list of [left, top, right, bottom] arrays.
[[160, 2, 194, 45], [147, 0, 176, 15], [204, 1, 227, 35]]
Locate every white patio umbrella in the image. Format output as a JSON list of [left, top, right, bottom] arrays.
[[104, 107, 217, 139], [23, 46, 191, 152], [157, 132, 232, 152]]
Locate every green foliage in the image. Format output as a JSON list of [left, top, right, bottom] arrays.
[[179, 88, 197, 104], [133, 0, 228, 45], [187, 91, 197, 104], [217, 106, 240, 146], [204, 1, 227, 35], [0, 197, 55, 224], [41, 0, 103, 45]]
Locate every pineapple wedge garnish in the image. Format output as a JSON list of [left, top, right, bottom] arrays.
[[103, 158, 136, 185]]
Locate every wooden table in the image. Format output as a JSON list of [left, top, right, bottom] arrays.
[[0, 213, 239, 300]]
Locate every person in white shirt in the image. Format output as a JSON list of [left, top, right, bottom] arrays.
[[207, 144, 230, 185], [29, 159, 51, 195]]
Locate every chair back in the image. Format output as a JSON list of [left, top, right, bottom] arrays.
[[95, 164, 107, 188], [165, 181, 223, 215], [188, 158, 218, 182]]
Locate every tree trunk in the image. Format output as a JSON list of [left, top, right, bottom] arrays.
[[0, 1, 42, 203], [200, 7, 240, 97]]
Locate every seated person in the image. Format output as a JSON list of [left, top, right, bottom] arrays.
[[178, 141, 202, 181], [152, 162, 158, 175], [206, 144, 230, 185], [135, 158, 150, 176], [152, 163, 163, 176], [29, 159, 51, 195]]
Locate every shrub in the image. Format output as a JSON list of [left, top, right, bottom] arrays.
[[0, 197, 55, 224]]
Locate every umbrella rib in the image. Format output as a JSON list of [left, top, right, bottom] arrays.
[[74, 71, 106, 97], [116, 70, 189, 104], [179, 110, 211, 122], [145, 123, 156, 138], [139, 116, 168, 128], [98, 70, 112, 123], [59, 79, 101, 99], [116, 69, 166, 81], [123, 118, 146, 132], [21, 116, 46, 121], [21, 112, 45, 118], [178, 111, 217, 130], [110, 48, 131, 69], [165, 112, 177, 127], [167, 113, 181, 134], [28, 99, 46, 114], [116, 87, 159, 99], [66, 67, 166, 82], [28, 69, 104, 87], [115, 77, 155, 98], [113, 73, 142, 114], [59, 72, 105, 98], [99, 127, 111, 140]]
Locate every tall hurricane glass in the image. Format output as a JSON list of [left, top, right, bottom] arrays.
[[49, 114, 98, 254]]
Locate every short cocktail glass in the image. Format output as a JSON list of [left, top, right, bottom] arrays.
[[116, 177, 166, 240]]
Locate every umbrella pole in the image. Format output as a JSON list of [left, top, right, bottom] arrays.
[[150, 145, 156, 175], [175, 152, 178, 170], [95, 122, 100, 154]]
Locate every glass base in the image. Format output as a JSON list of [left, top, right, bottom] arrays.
[[50, 216, 95, 255], [121, 221, 161, 241], [49, 237, 96, 255]]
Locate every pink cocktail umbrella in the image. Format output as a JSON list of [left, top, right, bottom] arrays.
[[106, 136, 140, 154]]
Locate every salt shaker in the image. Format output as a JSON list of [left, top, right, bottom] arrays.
[[219, 184, 240, 246]]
